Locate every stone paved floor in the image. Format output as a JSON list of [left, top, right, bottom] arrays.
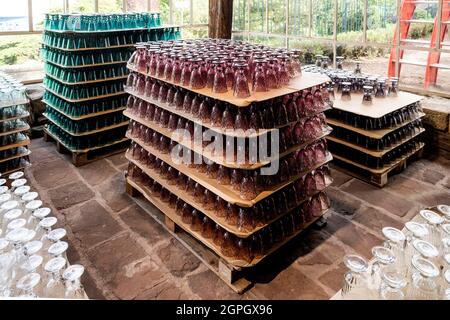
[[24, 138, 450, 300]]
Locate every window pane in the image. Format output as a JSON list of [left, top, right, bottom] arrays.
[[182, 26, 208, 39], [172, 0, 190, 25], [288, 0, 309, 37], [289, 39, 333, 65], [336, 0, 364, 43], [311, 0, 334, 38], [233, 0, 248, 31], [192, 0, 208, 25], [69, 0, 96, 13], [268, 0, 286, 34], [249, 0, 265, 33], [0, 34, 41, 66], [367, 0, 399, 44], [98, 0, 124, 13], [151, 0, 170, 24], [33, 0, 64, 31], [0, 0, 29, 32], [126, 0, 147, 12]]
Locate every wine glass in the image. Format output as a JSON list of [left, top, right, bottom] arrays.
[[43, 257, 67, 298], [63, 264, 86, 299], [16, 273, 41, 298]]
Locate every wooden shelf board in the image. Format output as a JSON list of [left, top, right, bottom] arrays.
[[45, 73, 128, 85], [44, 59, 128, 69], [43, 114, 129, 136], [126, 150, 332, 237], [1, 162, 31, 176], [45, 24, 180, 34], [327, 128, 425, 157], [42, 43, 135, 52], [0, 99, 29, 109], [330, 91, 423, 118], [127, 136, 333, 207], [126, 88, 332, 138], [127, 176, 327, 268], [326, 112, 425, 139], [0, 139, 30, 152], [43, 100, 126, 121], [0, 150, 31, 164], [44, 87, 126, 103], [128, 66, 330, 107], [0, 125, 30, 137], [124, 109, 331, 170], [43, 127, 129, 153], [0, 112, 30, 123], [332, 143, 425, 175]]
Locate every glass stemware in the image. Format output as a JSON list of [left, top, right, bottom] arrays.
[[63, 264, 86, 299], [379, 270, 407, 300], [406, 255, 440, 300], [43, 257, 67, 299], [16, 273, 41, 298]]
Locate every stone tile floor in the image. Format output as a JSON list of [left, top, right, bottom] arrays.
[[25, 138, 450, 300]]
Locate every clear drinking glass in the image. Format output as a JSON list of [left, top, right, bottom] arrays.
[[341, 254, 369, 300], [406, 255, 440, 300], [379, 270, 407, 300], [369, 246, 396, 294], [420, 209, 445, 251], [382, 227, 407, 275]]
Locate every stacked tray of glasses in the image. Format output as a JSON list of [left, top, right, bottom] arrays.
[[304, 66, 425, 188], [123, 39, 334, 292], [0, 72, 31, 175], [40, 13, 181, 166]]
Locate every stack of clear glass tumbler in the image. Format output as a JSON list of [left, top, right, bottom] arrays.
[[341, 205, 450, 300], [0, 171, 86, 299]]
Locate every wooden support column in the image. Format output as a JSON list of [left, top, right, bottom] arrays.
[[209, 0, 233, 39]]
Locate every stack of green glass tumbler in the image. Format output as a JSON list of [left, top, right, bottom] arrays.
[[41, 13, 180, 155]]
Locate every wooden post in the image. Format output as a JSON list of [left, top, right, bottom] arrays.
[[209, 0, 233, 39]]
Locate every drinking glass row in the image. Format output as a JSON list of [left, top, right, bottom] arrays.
[[342, 206, 450, 300], [41, 47, 133, 67], [0, 171, 86, 299], [127, 163, 330, 262]]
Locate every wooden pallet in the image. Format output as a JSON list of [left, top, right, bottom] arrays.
[[126, 177, 328, 294], [332, 144, 425, 187], [43, 128, 129, 167]]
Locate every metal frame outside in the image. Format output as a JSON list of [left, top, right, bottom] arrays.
[[231, 0, 449, 97], [0, 0, 208, 35]]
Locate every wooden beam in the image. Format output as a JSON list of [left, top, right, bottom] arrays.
[[209, 0, 233, 39]]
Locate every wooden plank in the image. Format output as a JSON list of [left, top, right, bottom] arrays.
[[330, 91, 423, 118], [0, 150, 31, 164], [127, 176, 327, 268], [0, 99, 29, 109], [45, 73, 128, 86], [128, 65, 330, 107], [0, 125, 30, 137], [126, 150, 332, 237], [43, 100, 126, 121], [0, 112, 30, 123], [326, 113, 425, 139], [332, 143, 424, 175], [127, 138, 333, 207], [124, 109, 332, 170], [44, 87, 126, 103], [43, 127, 129, 153], [44, 59, 128, 69], [43, 114, 129, 136], [0, 138, 31, 152], [125, 88, 332, 137], [45, 24, 180, 34], [326, 128, 425, 157]]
